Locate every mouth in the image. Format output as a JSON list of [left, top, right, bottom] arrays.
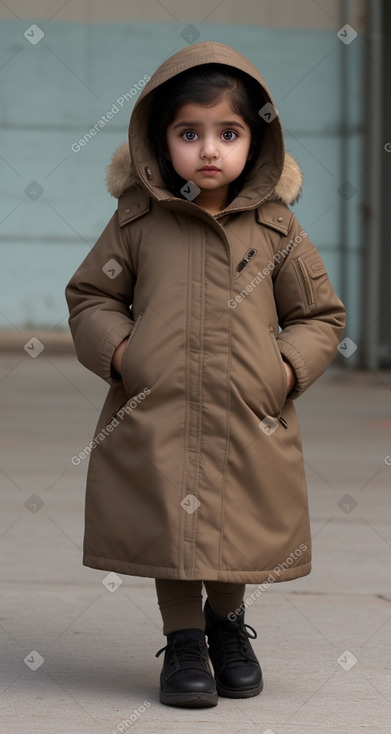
[[198, 166, 221, 173]]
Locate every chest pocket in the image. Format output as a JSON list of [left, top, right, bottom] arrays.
[[234, 248, 258, 279], [231, 203, 293, 282]]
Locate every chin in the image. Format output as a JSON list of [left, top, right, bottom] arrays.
[[197, 179, 222, 188]]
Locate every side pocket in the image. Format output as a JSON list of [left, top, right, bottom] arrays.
[[268, 326, 288, 409], [107, 386, 151, 427], [121, 311, 144, 394]]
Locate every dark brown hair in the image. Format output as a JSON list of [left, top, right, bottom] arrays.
[[147, 63, 266, 202]]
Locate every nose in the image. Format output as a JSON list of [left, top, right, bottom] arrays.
[[201, 136, 218, 160]]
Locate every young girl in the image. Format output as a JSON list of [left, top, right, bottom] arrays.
[[66, 41, 346, 708]]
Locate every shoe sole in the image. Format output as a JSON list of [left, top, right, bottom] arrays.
[[160, 690, 218, 708], [216, 677, 263, 699]]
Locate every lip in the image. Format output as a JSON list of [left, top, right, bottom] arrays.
[[198, 166, 221, 174]]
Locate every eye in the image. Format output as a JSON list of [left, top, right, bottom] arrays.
[[182, 130, 198, 141], [222, 130, 238, 141]]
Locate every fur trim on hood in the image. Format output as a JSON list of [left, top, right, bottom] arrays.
[[106, 142, 303, 207]]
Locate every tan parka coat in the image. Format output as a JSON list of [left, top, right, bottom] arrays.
[[66, 42, 346, 584]]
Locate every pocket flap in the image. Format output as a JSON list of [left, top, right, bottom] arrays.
[[307, 257, 327, 278]]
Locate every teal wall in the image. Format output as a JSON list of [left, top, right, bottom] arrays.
[[0, 20, 363, 336]]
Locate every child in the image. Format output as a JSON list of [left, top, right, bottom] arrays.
[[66, 41, 346, 708]]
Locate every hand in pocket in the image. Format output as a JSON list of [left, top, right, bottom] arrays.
[[283, 360, 296, 394], [112, 337, 129, 376]]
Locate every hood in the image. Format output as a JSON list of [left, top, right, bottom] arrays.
[[107, 41, 303, 209]]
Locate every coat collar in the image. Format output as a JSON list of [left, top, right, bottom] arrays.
[[106, 142, 303, 207]]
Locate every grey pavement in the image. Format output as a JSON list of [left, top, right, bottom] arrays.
[[1, 349, 391, 734]]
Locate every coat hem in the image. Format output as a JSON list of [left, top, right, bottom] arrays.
[[83, 554, 311, 583]]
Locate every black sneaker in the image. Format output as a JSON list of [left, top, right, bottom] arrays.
[[204, 599, 263, 698], [155, 629, 218, 708]]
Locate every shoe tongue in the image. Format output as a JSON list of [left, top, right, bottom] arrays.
[[167, 628, 205, 644]]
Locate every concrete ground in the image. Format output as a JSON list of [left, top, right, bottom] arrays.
[[1, 346, 391, 734]]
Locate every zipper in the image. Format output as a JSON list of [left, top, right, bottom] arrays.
[[119, 311, 144, 396], [120, 311, 144, 369], [296, 257, 314, 306], [236, 248, 257, 273], [278, 411, 288, 429], [268, 326, 289, 428], [268, 325, 287, 404], [107, 399, 128, 426]]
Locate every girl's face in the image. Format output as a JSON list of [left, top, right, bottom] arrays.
[[165, 97, 252, 212]]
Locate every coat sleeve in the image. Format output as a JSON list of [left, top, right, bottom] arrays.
[[273, 214, 346, 400], [65, 211, 136, 384]]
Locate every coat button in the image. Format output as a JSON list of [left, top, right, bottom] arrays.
[[277, 216, 283, 222], [124, 208, 130, 213], [145, 166, 153, 180]]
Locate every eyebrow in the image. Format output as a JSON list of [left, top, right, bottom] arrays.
[[172, 120, 246, 130]]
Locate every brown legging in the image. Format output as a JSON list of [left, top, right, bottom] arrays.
[[155, 579, 245, 635]]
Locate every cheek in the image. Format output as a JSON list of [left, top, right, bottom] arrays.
[[234, 140, 252, 168], [169, 143, 195, 171]]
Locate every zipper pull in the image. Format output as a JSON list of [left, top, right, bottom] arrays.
[[236, 248, 257, 272], [278, 412, 288, 429], [107, 409, 120, 425], [107, 400, 127, 425]]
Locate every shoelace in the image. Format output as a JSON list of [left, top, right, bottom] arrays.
[[212, 622, 257, 663], [155, 637, 205, 662]]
